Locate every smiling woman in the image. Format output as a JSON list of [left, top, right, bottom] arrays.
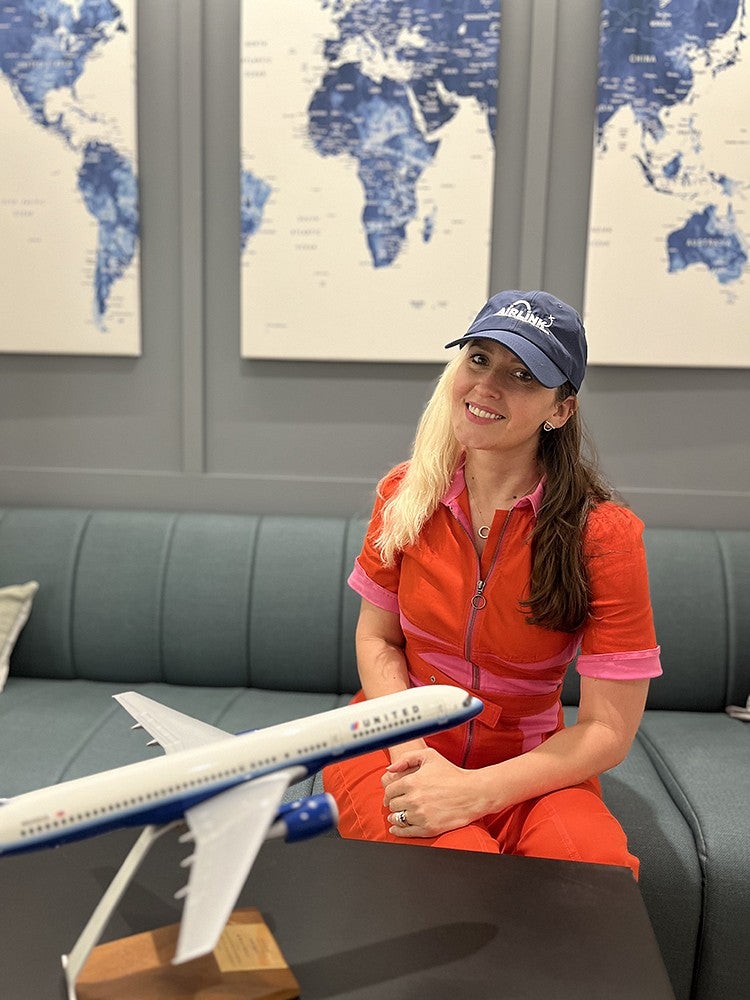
[[323, 289, 662, 878], [450, 340, 578, 485]]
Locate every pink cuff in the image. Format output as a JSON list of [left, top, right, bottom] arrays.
[[347, 562, 400, 615], [577, 646, 662, 680]]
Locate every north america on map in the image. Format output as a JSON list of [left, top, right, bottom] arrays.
[[0, 0, 138, 339], [595, 0, 748, 286]]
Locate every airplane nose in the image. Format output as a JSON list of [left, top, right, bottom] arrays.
[[462, 694, 484, 716]]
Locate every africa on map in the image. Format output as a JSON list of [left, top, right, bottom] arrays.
[[584, 0, 750, 368], [240, 0, 501, 362], [0, 0, 140, 355]]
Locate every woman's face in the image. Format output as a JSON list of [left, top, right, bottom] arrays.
[[450, 339, 577, 458]]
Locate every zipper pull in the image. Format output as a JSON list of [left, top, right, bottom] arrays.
[[471, 579, 487, 610]]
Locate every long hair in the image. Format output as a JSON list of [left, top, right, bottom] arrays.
[[525, 397, 613, 631], [375, 357, 613, 633], [375, 354, 463, 563]]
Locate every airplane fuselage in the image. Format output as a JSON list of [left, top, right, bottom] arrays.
[[0, 686, 482, 855]]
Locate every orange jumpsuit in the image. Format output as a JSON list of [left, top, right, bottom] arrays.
[[323, 463, 662, 876]]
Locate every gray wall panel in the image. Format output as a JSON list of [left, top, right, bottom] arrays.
[[0, 0, 747, 527]]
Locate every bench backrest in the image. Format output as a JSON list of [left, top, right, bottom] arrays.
[[0, 509, 364, 694], [1, 509, 748, 711]]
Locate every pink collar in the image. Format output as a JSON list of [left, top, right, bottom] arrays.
[[442, 462, 545, 517]]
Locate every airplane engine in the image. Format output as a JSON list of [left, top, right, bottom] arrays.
[[269, 793, 339, 843]]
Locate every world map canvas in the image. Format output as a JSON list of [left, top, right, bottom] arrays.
[[240, 0, 501, 362], [0, 0, 140, 355], [584, 0, 750, 368]]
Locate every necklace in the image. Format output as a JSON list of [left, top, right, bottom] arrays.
[[466, 475, 539, 540], [466, 483, 492, 539]]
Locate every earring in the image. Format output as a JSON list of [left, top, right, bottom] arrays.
[[543, 421, 555, 432]]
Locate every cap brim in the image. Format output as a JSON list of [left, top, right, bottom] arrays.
[[444, 331, 569, 389]]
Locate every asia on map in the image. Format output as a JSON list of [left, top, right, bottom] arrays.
[[585, 0, 749, 368]]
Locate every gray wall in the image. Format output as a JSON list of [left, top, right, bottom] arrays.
[[0, 0, 747, 527]]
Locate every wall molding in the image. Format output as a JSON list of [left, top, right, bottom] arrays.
[[0, 468, 747, 527]]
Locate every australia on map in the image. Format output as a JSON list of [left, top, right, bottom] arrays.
[[585, 0, 750, 368], [240, 0, 501, 362], [0, 0, 140, 354]]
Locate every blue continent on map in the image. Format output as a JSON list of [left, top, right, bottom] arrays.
[[597, 0, 740, 141], [309, 0, 499, 267], [0, 0, 124, 135], [0, 0, 137, 327], [596, 1, 747, 287], [78, 141, 138, 320], [667, 205, 748, 284], [240, 170, 272, 252], [309, 66, 440, 267]]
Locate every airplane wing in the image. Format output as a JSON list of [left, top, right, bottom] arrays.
[[113, 691, 232, 753], [173, 766, 304, 964]]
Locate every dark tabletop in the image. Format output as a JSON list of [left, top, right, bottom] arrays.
[[1, 827, 674, 999]]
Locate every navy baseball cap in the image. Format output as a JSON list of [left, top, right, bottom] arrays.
[[445, 290, 587, 392]]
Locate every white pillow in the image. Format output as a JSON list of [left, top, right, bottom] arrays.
[[0, 581, 39, 691]]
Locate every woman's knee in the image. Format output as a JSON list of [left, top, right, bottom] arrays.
[[514, 786, 640, 878]]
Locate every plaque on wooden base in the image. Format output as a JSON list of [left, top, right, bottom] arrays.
[[74, 908, 300, 1000]]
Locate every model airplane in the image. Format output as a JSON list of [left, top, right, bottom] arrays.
[[0, 685, 482, 998]]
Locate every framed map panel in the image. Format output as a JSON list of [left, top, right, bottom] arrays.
[[240, 0, 501, 362], [584, 0, 750, 368], [0, 0, 140, 355]]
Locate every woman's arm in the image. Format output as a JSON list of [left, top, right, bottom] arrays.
[[383, 675, 650, 837], [356, 598, 409, 698], [355, 598, 427, 762], [475, 674, 650, 810]]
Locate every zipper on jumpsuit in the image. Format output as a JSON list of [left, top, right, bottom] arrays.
[[459, 509, 514, 767]]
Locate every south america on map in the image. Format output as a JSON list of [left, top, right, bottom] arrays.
[[240, 0, 500, 361], [0, 0, 140, 354], [584, 0, 750, 368]]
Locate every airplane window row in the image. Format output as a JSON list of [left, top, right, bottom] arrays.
[[20, 757, 286, 837], [295, 742, 327, 754], [21, 742, 336, 839], [351, 720, 404, 739]]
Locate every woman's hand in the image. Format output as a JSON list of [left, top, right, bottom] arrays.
[[382, 747, 487, 838], [387, 738, 427, 770]]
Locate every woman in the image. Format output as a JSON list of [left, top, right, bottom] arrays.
[[323, 290, 661, 877]]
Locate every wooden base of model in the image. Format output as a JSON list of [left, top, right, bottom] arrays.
[[74, 907, 299, 1000]]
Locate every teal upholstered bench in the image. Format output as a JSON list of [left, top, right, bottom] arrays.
[[0, 508, 747, 1000]]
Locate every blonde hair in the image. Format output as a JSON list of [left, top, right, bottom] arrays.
[[375, 354, 463, 564], [374, 350, 615, 632]]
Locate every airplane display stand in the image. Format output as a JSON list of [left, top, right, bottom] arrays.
[[60, 821, 299, 1000], [73, 908, 299, 1000], [62, 823, 176, 999]]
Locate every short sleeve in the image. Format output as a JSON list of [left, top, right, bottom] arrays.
[[577, 504, 662, 681], [347, 465, 407, 615]]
